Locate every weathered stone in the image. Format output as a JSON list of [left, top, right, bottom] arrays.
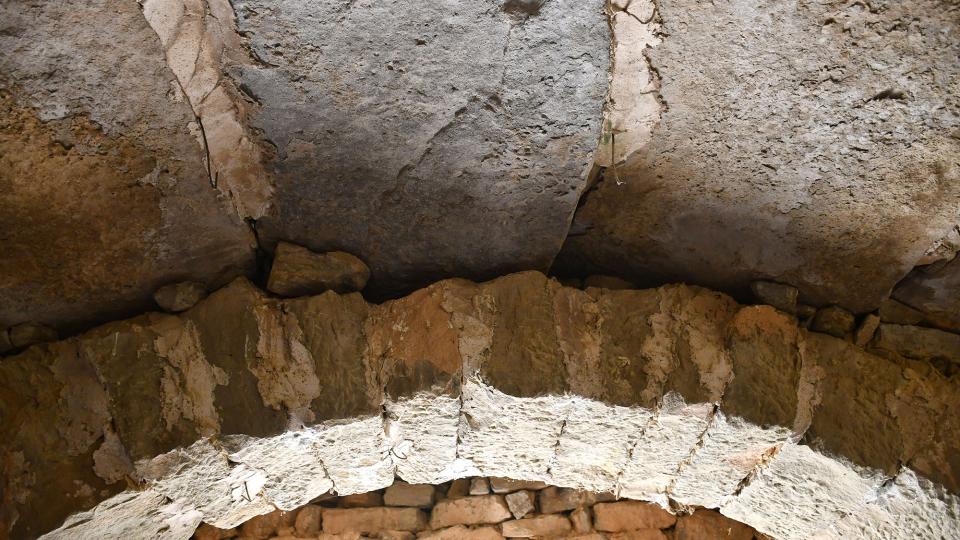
[[796, 304, 817, 321], [488, 478, 549, 494], [340, 492, 385, 508], [570, 507, 593, 533], [294, 505, 323, 537], [871, 324, 960, 363], [674, 510, 754, 540], [193, 523, 237, 540], [0, 4, 256, 336], [810, 306, 856, 338], [322, 508, 426, 534], [379, 532, 415, 540], [854, 314, 881, 347], [504, 490, 536, 519], [593, 502, 676, 532], [501, 514, 572, 537], [429, 495, 512, 529], [8, 323, 58, 349], [538, 487, 614, 515], [445, 479, 471, 499], [469, 477, 490, 496], [750, 281, 798, 314], [606, 531, 668, 540], [0, 328, 12, 354], [879, 298, 927, 325], [893, 255, 960, 333], [240, 510, 283, 539], [557, 0, 960, 316], [418, 525, 504, 540], [153, 281, 208, 313], [384, 482, 436, 508], [267, 243, 370, 297], [583, 275, 637, 290]]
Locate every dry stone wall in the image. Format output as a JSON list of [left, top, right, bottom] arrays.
[[1, 272, 958, 539], [188, 478, 758, 539]]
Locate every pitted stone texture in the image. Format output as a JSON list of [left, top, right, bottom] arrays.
[[233, 0, 610, 296], [827, 469, 960, 539], [669, 412, 790, 509], [385, 394, 465, 484], [721, 443, 885, 540], [893, 255, 960, 334], [549, 399, 652, 493], [40, 490, 202, 540], [223, 431, 334, 511], [458, 381, 570, 481], [0, 2, 254, 334], [558, 0, 960, 315], [617, 395, 713, 505], [312, 417, 395, 496], [138, 440, 274, 529]]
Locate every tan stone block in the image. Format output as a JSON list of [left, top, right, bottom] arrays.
[[384, 482, 436, 508], [674, 510, 754, 540], [537, 487, 614, 514], [470, 477, 491, 495], [318, 534, 362, 540], [340, 492, 385, 508], [488, 478, 549, 494], [501, 514, 572, 537], [564, 535, 606, 540], [505, 490, 536, 519], [570, 507, 593, 533], [194, 523, 236, 540], [267, 242, 370, 296], [322, 507, 427, 534], [294, 505, 323, 536], [593, 502, 676, 532], [430, 495, 512, 528], [379, 531, 416, 540], [417, 525, 505, 539], [445, 479, 471, 499], [241, 510, 283, 539], [607, 530, 669, 540]]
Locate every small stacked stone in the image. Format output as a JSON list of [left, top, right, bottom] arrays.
[[191, 477, 757, 539]]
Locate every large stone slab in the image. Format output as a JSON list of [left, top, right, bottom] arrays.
[[233, 0, 609, 295]]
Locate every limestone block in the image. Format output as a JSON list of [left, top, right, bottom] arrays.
[[154, 282, 208, 313], [593, 501, 676, 532], [267, 243, 370, 297], [501, 514, 573, 537], [384, 482, 436, 508], [429, 495, 511, 529], [504, 490, 536, 519], [322, 507, 427, 534]]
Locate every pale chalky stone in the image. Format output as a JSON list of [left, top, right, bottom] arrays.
[[384, 482, 436, 508], [430, 495, 511, 529], [322, 507, 426, 534], [593, 501, 676, 532], [501, 515, 573, 537], [489, 478, 549, 494], [504, 490, 536, 519]]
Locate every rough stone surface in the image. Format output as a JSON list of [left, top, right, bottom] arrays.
[[429, 495, 511, 529], [871, 323, 960, 363], [0, 328, 11, 354], [557, 0, 960, 315], [236, 0, 609, 296], [750, 281, 799, 314], [501, 514, 572, 537], [2, 272, 959, 538], [0, 3, 255, 334], [154, 282, 208, 313], [8, 323, 58, 349], [675, 509, 754, 540], [294, 505, 323, 537], [893, 255, 960, 333], [810, 306, 856, 338], [322, 507, 426, 534], [593, 501, 676, 532], [384, 483, 436, 508], [267, 243, 371, 297], [854, 314, 881, 347], [489, 478, 548, 494], [504, 490, 536, 519]]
